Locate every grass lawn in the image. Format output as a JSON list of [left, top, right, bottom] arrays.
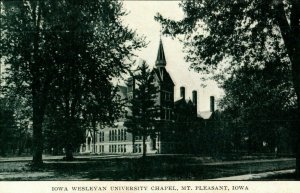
[[0, 155, 296, 180]]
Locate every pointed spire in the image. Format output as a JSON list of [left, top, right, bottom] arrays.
[[155, 38, 166, 67]]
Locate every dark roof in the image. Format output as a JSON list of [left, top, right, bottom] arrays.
[[174, 98, 185, 105], [155, 39, 166, 67], [174, 98, 193, 105], [152, 67, 175, 86], [174, 98, 195, 111]]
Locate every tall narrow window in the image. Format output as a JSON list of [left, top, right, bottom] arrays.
[[166, 109, 169, 120], [161, 109, 165, 119]]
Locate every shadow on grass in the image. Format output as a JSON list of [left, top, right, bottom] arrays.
[[0, 155, 296, 180]]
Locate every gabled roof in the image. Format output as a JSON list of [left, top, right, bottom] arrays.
[[152, 67, 175, 86], [174, 98, 192, 105], [174, 98, 185, 105], [174, 98, 195, 111]]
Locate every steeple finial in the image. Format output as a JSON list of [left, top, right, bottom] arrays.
[[155, 38, 166, 67], [159, 26, 162, 39]]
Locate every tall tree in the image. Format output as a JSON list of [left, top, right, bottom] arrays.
[[43, 1, 144, 160], [1, 0, 56, 165], [219, 58, 297, 154], [156, 0, 300, 178], [1, 0, 145, 164], [125, 61, 159, 158]]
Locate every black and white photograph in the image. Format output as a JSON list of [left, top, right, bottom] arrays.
[[0, 0, 300, 186]]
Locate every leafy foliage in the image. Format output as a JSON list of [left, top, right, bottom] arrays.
[[156, 0, 300, 177], [155, 0, 299, 77], [1, 0, 145, 162], [124, 61, 159, 157], [219, 58, 297, 153]]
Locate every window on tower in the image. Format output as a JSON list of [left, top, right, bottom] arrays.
[[161, 92, 165, 101], [161, 109, 165, 119], [166, 109, 169, 120]]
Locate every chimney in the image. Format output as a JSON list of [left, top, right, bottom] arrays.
[[192, 90, 197, 113], [192, 90, 197, 105], [210, 96, 215, 112], [180, 87, 185, 100]]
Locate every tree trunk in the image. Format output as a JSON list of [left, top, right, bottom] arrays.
[[290, 0, 300, 179], [64, 115, 74, 161], [132, 132, 135, 153], [274, 1, 300, 178], [30, 0, 47, 167], [296, 111, 300, 180], [31, 76, 49, 166], [92, 119, 96, 154], [65, 143, 74, 161], [32, 99, 44, 166], [93, 129, 96, 154], [142, 134, 146, 158], [295, 87, 300, 180]]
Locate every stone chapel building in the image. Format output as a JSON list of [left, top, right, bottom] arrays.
[[80, 39, 215, 155]]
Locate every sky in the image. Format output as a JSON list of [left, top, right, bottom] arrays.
[[0, 1, 224, 112], [122, 1, 223, 112]]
